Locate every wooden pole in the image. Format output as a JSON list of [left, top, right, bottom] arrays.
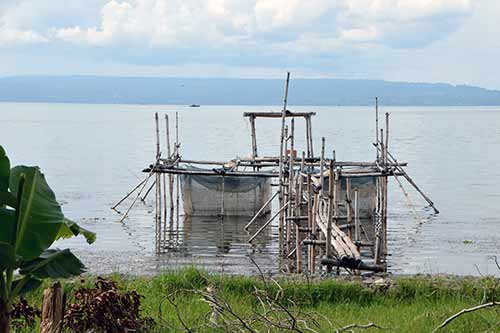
[[319, 137, 325, 197], [354, 190, 360, 243], [166, 115, 174, 222], [326, 161, 334, 273], [244, 191, 279, 230], [156, 172, 162, 253], [385, 112, 389, 151], [119, 172, 154, 222], [250, 115, 258, 160], [305, 117, 311, 158], [40, 283, 65, 333], [287, 120, 295, 259], [248, 202, 290, 243], [155, 112, 160, 160], [296, 151, 305, 273], [307, 173, 312, 273], [175, 111, 179, 155], [141, 179, 156, 202], [346, 177, 352, 239], [307, 116, 314, 158], [111, 176, 148, 211], [278, 73, 291, 266]]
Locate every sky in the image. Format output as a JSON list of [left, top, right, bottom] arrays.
[[0, 0, 499, 89]]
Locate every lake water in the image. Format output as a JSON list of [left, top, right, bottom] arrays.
[[1, 103, 500, 276]]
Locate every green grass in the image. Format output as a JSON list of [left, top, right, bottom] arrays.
[[20, 268, 500, 332]]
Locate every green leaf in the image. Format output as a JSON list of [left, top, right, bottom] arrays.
[[0, 207, 15, 244], [0, 146, 10, 192], [10, 166, 66, 260], [0, 241, 15, 269], [19, 249, 85, 279], [57, 218, 96, 244], [11, 277, 42, 296]]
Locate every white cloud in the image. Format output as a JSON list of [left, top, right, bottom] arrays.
[[46, 0, 474, 52], [0, 27, 48, 46]]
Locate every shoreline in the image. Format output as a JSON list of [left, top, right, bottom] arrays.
[[20, 268, 500, 332]]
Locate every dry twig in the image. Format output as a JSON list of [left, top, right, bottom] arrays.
[[435, 302, 500, 331]]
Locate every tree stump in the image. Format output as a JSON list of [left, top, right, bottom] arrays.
[[41, 282, 65, 333]]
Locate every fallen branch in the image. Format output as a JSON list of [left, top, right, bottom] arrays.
[[435, 302, 500, 330], [336, 322, 386, 332]]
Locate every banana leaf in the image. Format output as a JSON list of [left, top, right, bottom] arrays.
[[9, 166, 66, 260], [19, 248, 85, 279]]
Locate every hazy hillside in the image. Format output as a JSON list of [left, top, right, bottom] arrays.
[[1, 75, 499, 106]]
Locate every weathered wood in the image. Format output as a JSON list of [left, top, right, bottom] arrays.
[[375, 97, 379, 161], [248, 202, 290, 243], [320, 258, 385, 273], [41, 282, 65, 333], [155, 112, 160, 160], [354, 190, 360, 242], [243, 111, 316, 118], [155, 173, 161, 253], [165, 114, 174, 222], [346, 178, 352, 238], [277, 73, 290, 269], [244, 191, 279, 231], [326, 161, 334, 272], [111, 176, 147, 210], [148, 167, 278, 177], [286, 119, 295, 259], [250, 115, 258, 159]]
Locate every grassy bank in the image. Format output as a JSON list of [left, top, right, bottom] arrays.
[[22, 268, 500, 332]]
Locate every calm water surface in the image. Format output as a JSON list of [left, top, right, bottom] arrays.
[[1, 103, 499, 276]]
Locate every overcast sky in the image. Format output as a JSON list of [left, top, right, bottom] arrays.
[[1, 0, 499, 89]]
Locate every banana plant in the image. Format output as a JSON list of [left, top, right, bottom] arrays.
[[0, 146, 95, 333]]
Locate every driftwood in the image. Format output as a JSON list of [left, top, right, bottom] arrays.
[[336, 321, 386, 332], [435, 302, 500, 331], [40, 282, 65, 333]]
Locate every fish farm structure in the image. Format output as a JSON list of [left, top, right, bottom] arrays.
[[112, 73, 438, 275]]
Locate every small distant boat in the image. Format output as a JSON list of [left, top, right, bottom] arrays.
[[189, 104, 200, 108]]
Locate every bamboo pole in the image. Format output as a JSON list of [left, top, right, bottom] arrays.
[[354, 190, 360, 243], [319, 137, 325, 197], [286, 120, 295, 260], [307, 173, 312, 273], [111, 176, 148, 211], [166, 115, 174, 222], [244, 191, 279, 230], [155, 172, 162, 253], [278, 73, 291, 265], [373, 143, 439, 214], [326, 161, 334, 273], [296, 152, 306, 273], [375, 97, 379, 162], [311, 192, 319, 273], [155, 112, 160, 160], [346, 178, 352, 239], [176, 174, 180, 230], [141, 180, 156, 202], [248, 202, 290, 243], [118, 172, 153, 223], [250, 115, 258, 160], [306, 116, 314, 158]]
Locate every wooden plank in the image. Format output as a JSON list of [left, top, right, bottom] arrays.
[[243, 111, 316, 118]]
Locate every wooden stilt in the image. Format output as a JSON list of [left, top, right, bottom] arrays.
[[326, 161, 334, 273], [346, 178, 353, 239], [354, 190, 360, 243]]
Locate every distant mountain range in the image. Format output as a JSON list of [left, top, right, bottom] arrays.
[[1, 75, 499, 106]]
